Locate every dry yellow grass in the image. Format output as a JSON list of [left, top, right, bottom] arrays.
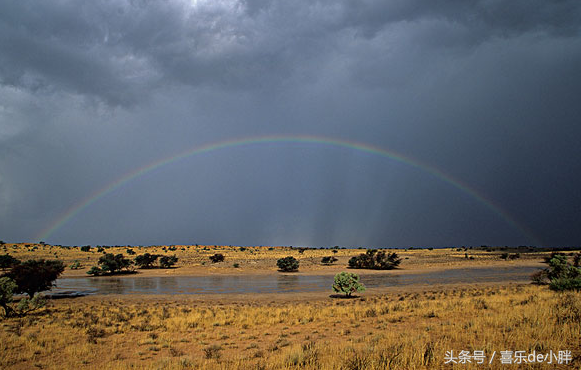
[[1, 284, 579, 369]]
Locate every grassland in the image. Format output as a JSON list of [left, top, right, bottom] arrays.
[[1, 243, 579, 369], [1, 284, 579, 369], [1, 243, 548, 277]]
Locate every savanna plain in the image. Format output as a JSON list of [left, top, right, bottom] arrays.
[[1, 243, 580, 369]]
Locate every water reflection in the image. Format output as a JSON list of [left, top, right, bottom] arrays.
[[53, 266, 540, 296], [277, 274, 300, 292]]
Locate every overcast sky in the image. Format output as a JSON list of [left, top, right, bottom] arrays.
[[1, 0, 580, 247]]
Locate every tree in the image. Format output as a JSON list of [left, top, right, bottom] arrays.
[[0, 254, 20, 269], [0, 277, 17, 317], [277, 256, 299, 272], [209, 254, 225, 263], [533, 253, 581, 291], [348, 250, 401, 270], [134, 253, 159, 269], [332, 272, 365, 297], [321, 256, 338, 265], [4, 259, 65, 298], [96, 253, 133, 274], [159, 255, 178, 268]]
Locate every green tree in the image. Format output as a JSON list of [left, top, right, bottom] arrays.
[[321, 256, 338, 264], [96, 253, 132, 274], [277, 256, 299, 272], [348, 250, 401, 270], [533, 253, 581, 291], [209, 254, 225, 263], [134, 253, 159, 269], [159, 255, 178, 268], [0, 277, 17, 317], [5, 259, 65, 298], [332, 272, 365, 297]]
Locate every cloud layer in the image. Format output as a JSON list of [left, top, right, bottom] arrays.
[[1, 0, 580, 247]]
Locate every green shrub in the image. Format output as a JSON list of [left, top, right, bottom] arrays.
[[348, 250, 401, 270], [534, 252, 581, 291], [0, 277, 17, 317], [549, 277, 581, 291], [134, 253, 159, 268], [160, 255, 178, 268], [96, 253, 133, 274], [209, 254, 224, 263], [332, 272, 366, 297], [80, 245, 91, 252], [321, 256, 338, 265], [87, 266, 102, 276], [277, 256, 299, 272], [69, 260, 82, 270]]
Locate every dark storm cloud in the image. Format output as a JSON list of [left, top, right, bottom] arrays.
[[1, 0, 580, 246], [2, 0, 579, 103]]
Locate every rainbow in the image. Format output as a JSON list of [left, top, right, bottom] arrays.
[[36, 134, 541, 244]]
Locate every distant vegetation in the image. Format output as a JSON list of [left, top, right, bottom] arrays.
[[321, 256, 338, 265], [348, 249, 401, 270], [87, 253, 133, 276], [87, 252, 179, 275], [159, 255, 178, 268], [209, 254, 225, 263], [500, 252, 520, 260], [277, 256, 299, 272], [134, 253, 159, 268]]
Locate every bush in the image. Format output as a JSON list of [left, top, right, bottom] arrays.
[[0, 276, 46, 318], [159, 255, 178, 268], [4, 259, 65, 298], [277, 256, 299, 272], [533, 253, 581, 291], [209, 254, 225, 263], [126, 248, 136, 255], [233, 263, 240, 268], [87, 266, 102, 276], [80, 245, 91, 252], [0, 254, 20, 269], [348, 250, 401, 270], [0, 277, 17, 317], [95, 253, 133, 274], [549, 277, 581, 291], [134, 253, 159, 269], [69, 260, 82, 270], [321, 256, 338, 265], [332, 272, 365, 297]]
